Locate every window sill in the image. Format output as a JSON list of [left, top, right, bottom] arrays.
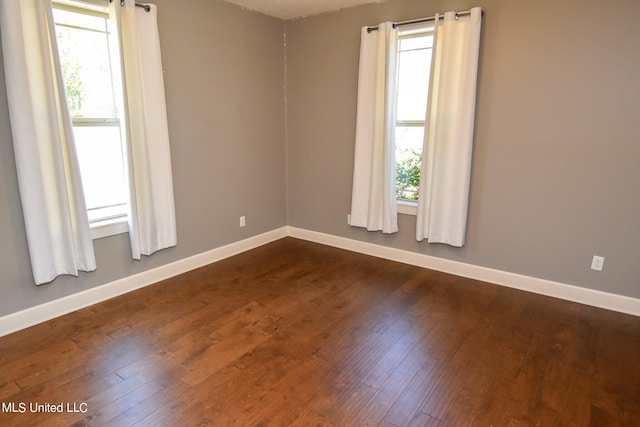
[[90, 217, 128, 240], [397, 200, 417, 216]]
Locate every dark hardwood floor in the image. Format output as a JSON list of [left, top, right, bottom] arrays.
[[1, 237, 639, 426]]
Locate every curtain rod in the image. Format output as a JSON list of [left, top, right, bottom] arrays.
[[366, 9, 483, 33], [109, 0, 151, 12]]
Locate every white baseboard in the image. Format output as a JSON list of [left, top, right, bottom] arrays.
[[2, 225, 637, 338], [0, 227, 288, 338], [286, 227, 640, 317]]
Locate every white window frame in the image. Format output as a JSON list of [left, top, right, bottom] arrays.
[[53, 0, 129, 239]]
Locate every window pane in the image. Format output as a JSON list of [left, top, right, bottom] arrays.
[[55, 20, 118, 118], [54, 3, 128, 229], [395, 126, 424, 201], [399, 34, 433, 52], [87, 204, 128, 223], [396, 44, 432, 122], [73, 126, 128, 216], [395, 32, 434, 202], [53, 8, 107, 32]]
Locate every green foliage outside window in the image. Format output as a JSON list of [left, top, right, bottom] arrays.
[[61, 59, 84, 115], [396, 149, 421, 201]]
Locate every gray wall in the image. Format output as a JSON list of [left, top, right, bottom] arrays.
[[1, 0, 639, 320], [0, 0, 286, 316], [285, 0, 640, 298]]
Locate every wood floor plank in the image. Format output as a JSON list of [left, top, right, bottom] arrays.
[[179, 322, 273, 387], [80, 371, 190, 426], [1, 237, 639, 427], [323, 382, 377, 425], [418, 315, 495, 420], [407, 411, 441, 427], [361, 323, 423, 390], [0, 338, 79, 386], [0, 381, 22, 403], [351, 345, 423, 426], [381, 359, 444, 427]]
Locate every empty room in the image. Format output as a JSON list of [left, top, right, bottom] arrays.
[[1, 0, 639, 425]]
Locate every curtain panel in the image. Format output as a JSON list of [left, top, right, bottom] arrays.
[[111, 0, 177, 259], [416, 7, 482, 247], [0, 0, 96, 285], [0, 0, 177, 285], [349, 22, 399, 234]]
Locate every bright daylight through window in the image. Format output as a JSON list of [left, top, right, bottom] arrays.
[[53, 2, 128, 233], [395, 27, 434, 203]]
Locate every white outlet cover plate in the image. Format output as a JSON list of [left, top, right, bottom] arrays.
[[591, 255, 604, 271]]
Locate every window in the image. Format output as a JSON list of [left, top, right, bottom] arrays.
[[351, 11, 481, 241], [394, 27, 434, 213], [53, 1, 128, 238]]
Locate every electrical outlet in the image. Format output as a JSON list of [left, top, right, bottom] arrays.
[[591, 255, 604, 271], [240, 216, 246, 227]]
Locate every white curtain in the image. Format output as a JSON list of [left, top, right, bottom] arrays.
[[349, 22, 399, 234], [416, 7, 482, 247], [112, 0, 177, 259], [0, 0, 96, 284]]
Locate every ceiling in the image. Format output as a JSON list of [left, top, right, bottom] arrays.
[[222, 0, 383, 20]]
